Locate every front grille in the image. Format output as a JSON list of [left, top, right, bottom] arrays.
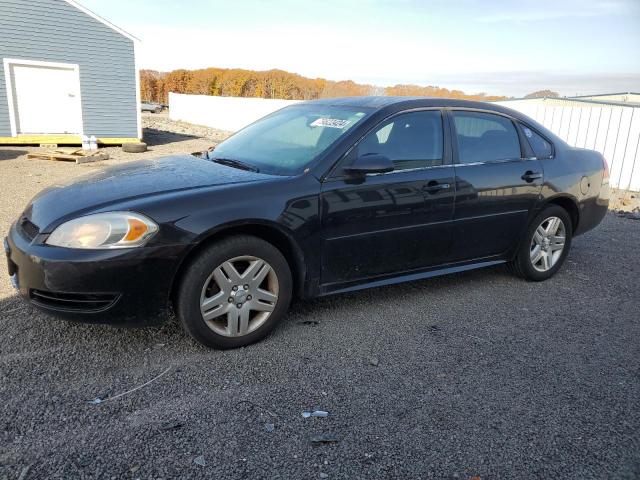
[[30, 290, 119, 312], [18, 217, 40, 240]]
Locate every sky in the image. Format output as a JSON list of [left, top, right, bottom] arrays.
[[81, 0, 640, 97]]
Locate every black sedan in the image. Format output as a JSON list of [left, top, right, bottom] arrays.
[[5, 97, 610, 348]]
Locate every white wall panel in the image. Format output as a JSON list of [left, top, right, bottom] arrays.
[[169, 93, 300, 132]]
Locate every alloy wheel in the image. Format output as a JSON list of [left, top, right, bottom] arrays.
[[530, 216, 566, 272], [199, 255, 279, 337]]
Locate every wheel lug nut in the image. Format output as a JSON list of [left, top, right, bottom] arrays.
[[236, 303, 242, 308], [243, 284, 249, 290], [247, 295, 252, 300], [228, 297, 233, 303], [232, 286, 238, 291]]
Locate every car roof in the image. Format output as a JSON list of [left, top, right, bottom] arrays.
[[300, 96, 567, 147], [302, 95, 502, 110]]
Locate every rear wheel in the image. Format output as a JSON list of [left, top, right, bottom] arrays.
[[176, 235, 292, 349], [510, 205, 572, 281]]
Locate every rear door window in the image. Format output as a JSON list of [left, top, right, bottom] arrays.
[[452, 111, 521, 163]]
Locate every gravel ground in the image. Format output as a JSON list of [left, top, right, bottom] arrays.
[[1, 116, 639, 479]]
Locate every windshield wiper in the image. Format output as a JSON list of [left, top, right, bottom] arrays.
[[212, 157, 259, 173]]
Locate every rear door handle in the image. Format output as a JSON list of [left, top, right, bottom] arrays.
[[423, 181, 450, 193], [521, 171, 542, 182]]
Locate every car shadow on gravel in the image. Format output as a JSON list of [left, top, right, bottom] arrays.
[[1, 266, 505, 355], [281, 265, 509, 331], [0, 149, 29, 161], [143, 128, 198, 147]]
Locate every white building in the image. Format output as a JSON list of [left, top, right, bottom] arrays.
[[0, 0, 141, 145]]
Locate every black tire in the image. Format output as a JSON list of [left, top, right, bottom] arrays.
[[122, 142, 147, 153], [176, 235, 293, 349], [509, 205, 573, 281]]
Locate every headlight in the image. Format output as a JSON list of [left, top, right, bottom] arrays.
[[46, 212, 158, 249]]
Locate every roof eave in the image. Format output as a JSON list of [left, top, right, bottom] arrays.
[[63, 0, 140, 43]]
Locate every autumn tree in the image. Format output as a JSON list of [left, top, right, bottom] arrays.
[[524, 90, 560, 99], [139, 67, 509, 103], [140, 70, 163, 102]]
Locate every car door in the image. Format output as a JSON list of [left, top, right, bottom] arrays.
[[319, 109, 455, 289], [447, 109, 543, 261]]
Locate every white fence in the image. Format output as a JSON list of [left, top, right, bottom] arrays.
[[495, 98, 640, 191], [169, 93, 300, 132]]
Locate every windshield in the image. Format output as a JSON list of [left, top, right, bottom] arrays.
[[211, 104, 372, 175]]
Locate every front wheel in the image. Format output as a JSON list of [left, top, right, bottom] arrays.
[[176, 235, 292, 349], [510, 205, 572, 281]]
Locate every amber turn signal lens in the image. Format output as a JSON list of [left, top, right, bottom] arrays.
[[124, 218, 149, 241]]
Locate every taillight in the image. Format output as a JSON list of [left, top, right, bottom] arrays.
[[602, 157, 610, 183]]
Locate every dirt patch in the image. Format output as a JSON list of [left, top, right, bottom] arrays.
[[142, 112, 232, 143], [610, 188, 640, 213]]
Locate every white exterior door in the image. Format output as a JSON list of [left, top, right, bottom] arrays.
[[8, 62, 83, 134]]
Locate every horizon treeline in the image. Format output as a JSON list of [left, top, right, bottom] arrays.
[[140, 67, 509, 103]]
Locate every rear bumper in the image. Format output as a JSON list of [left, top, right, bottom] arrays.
[[5, 224, 187, 326], [575, 182, 610, 236]]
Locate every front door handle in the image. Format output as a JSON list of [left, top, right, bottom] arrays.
[[521, 171, 542, 182], [423, 181, 451, 194]]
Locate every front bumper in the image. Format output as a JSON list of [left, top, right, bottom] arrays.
[[5, 224, 187, 326]]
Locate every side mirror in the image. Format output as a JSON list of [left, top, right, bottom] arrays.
[[343, 153, 394, 176]]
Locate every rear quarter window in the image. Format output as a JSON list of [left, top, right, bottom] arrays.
[[521, 125, 554, 159]]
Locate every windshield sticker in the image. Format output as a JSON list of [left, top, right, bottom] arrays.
[[311, 118, 352, 129], [523, 127, 533, 138]]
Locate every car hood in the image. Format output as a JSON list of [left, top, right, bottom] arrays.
[[25, 155, 274, 230]]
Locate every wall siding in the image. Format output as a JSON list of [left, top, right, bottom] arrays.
[[0, 0, 137, 138]]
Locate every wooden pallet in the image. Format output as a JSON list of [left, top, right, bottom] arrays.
[[27, 148, 109, 164]]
